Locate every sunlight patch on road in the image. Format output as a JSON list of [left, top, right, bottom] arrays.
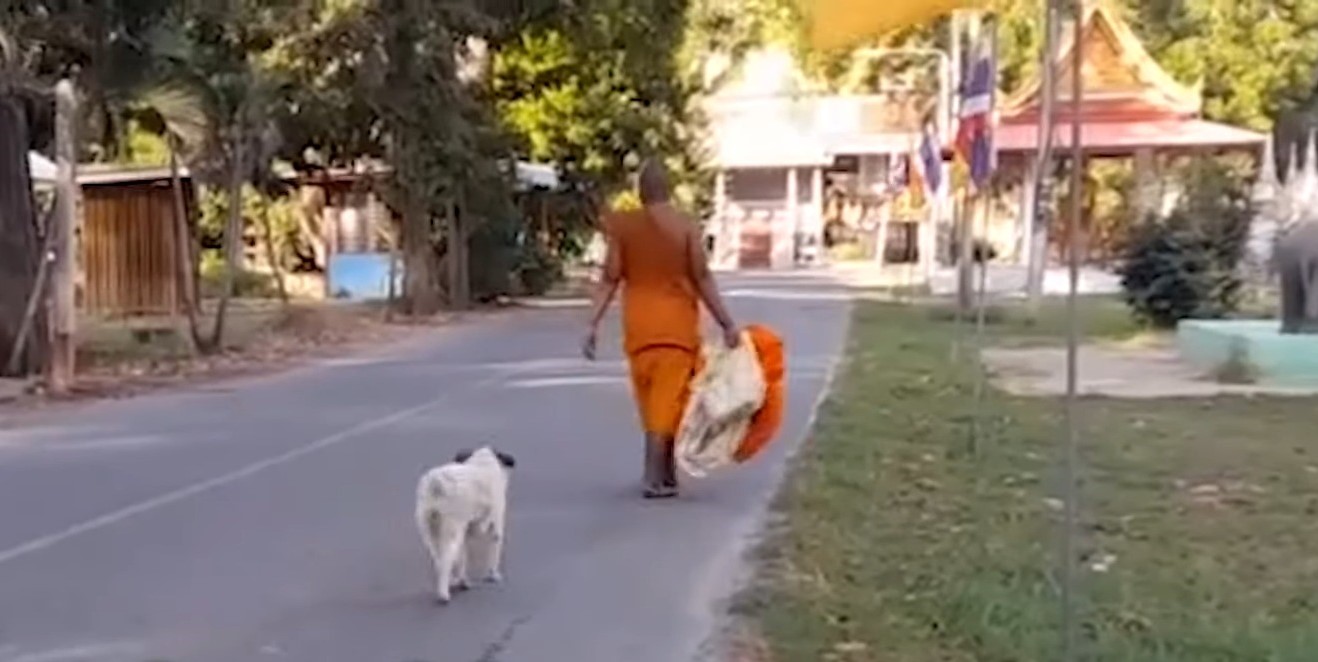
[[724, 288, 851, 302], [0, 426, 93, 444], [0, 435, 176, 454], [461, 357, 628, 374], [314, 357, 395, 368], [1, 640, 150, 662], [506, 375, 628, 389]]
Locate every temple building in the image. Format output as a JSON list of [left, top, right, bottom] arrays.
[[702, 4, 1265, 274], [702, 46, 938, 271], [994, 3, 1265, 265]]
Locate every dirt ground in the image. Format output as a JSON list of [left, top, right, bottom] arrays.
[[1, 300, 467, 409], [983, 338, 1318, 398]]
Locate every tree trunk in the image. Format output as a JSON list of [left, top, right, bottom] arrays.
[[168, 143, 208, 353], [5, 207, 55, 377], [296, 185, 328, 271], [385, 235, 399, 322], [448, 198, 470, 311], [0, 93, 46, 377], [401, 194, 440, 316], [385, 0, 441, 317], [211, 134, 245, 349]]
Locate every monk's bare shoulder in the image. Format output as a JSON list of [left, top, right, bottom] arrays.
[[648, 206, 697, 241]]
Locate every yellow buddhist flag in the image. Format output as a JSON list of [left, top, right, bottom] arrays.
[[949, 157, 970, 193], [802, 0, 988, 51]]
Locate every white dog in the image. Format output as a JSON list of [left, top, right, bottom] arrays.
[[415, 446, 515, 604]]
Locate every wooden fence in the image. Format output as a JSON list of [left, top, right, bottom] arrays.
[[81, 179, 189, 317]]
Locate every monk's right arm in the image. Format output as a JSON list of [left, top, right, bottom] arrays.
[[686, 229, 738, 335], [586, 227, 622, 331]]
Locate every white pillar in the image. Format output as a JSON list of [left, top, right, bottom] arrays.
[[920, 199, 938, 283], [786, 167, 799, 268], [811, 166, 825, 234], [1019, 158, 1037, 266]]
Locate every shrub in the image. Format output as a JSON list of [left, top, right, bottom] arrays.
[[199, 250, 277, 299], [514, 242, 564, 297], [1117, 159, 1252, 329]]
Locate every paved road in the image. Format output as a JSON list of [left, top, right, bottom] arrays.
[[0, 272, 850, 662]]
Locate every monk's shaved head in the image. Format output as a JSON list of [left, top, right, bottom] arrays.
[[637, 158, 671, 205]]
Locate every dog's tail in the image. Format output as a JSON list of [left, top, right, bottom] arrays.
[[417, 473, 445, 544], [421, 472, 446, 502]]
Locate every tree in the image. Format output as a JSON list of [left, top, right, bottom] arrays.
[[0, 28, 49, 376], [6, 0, 178, 162], [1128, 0, 1318, 132], [489, 0, 711, 273], [140, 3, 293, 349], [259, 0, 529, 313], [129, 80, 215, 351]]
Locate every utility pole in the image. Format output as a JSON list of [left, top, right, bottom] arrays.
[[49, 79, 78, 395], [1060, 1, 1087, 660]]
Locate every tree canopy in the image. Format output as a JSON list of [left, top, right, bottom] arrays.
[[6, 0, 1318, 315]]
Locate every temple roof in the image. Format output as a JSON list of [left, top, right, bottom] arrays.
[[996, 119, 1265, 155], [1001, 3, 1202, 123]]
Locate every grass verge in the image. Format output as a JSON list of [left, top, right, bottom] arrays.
[[736, 298, 1318, 661]]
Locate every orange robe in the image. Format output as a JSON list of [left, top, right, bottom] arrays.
[[735, 324, 785, 463], [609, 210, 701, 437]]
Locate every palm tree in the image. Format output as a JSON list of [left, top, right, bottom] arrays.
[[129, 81, 215, 352], [131, 13, 286, 352]]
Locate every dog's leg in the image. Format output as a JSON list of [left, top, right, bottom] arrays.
[[418, 507, 444, 596], [451, 530, 471, 593], [483, 517, 505, 584], [434, 519, 465, 604]]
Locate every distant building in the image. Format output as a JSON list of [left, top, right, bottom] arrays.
[[702, 46, 937, 271]]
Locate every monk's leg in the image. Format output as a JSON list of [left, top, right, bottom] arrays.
[[649, 347, 697, 497], [643, 432, 677, 499], [660, 434, 678, 490], [630, 351, 674, 497]]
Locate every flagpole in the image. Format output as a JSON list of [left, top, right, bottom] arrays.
[[1061, 1, 1086, 661], [969, 11, 998, 457], [955, 10, 976, 315]]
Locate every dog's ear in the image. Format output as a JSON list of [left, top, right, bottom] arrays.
[[495, 451, 516, 469], [453, 448, 474, 464]]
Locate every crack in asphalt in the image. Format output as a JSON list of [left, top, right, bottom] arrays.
[[473, 614, 532, 662]]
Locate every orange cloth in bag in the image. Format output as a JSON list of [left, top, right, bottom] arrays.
[[734, 324, 785, 463]]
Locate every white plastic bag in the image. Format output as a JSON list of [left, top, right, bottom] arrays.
[[674, 331, 767, 478]]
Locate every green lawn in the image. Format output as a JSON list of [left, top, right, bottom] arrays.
[[737, 298, 1318, 661]]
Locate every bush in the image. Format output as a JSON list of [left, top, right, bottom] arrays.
[[199, 250, 278, 299], [514, 243, 564, 297], [1116, 159, 1252, 329]]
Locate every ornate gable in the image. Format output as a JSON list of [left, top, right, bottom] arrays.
[[1002, 3, 1201, 122]]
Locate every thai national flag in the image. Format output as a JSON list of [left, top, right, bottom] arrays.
[[913, 120, 944, 200], [891, 154, 909, 190], [956, 35, 997, 190]]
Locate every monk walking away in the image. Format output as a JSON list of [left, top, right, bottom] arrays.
[[582, 159, 740, 499]]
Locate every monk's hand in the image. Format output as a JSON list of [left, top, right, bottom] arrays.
[[722, 325, 741, 349], [581, 328, 598, 361]]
